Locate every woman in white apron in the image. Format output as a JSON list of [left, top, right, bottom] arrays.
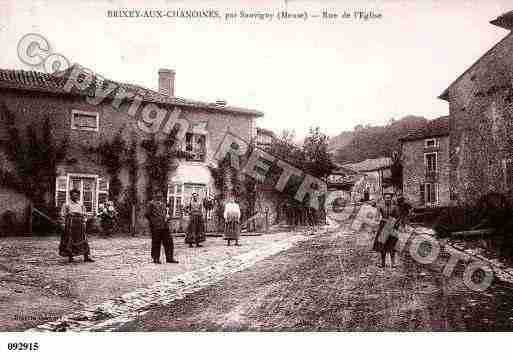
[[224, 196, 241, 246]]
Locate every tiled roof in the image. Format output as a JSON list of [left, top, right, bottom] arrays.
[[0, 65, 264, 117], [341, 157, 393, 173], [400, 116, 449, 142]]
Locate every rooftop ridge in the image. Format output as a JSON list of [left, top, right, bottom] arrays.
[[0, 66, 264, 117]]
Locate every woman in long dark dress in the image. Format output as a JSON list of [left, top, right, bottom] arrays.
[[373, 192, 400, 268], [185, 192, 206, 248], [224, 196, 241, 246], [59, 189, 94, 263]]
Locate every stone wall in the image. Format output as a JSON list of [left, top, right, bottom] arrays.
[[446, 32, 513, 207], [401, 136, 451, 207]]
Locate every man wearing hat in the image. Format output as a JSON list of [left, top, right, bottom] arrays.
[[145, 189, 179, 264]]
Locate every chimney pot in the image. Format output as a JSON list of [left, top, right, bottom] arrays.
[[158, 68, 175, 97]]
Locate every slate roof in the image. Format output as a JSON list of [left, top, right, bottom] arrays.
[[341, 157, 393, 173], [400, 116, 449, 142], [0, 65, 264, 117]]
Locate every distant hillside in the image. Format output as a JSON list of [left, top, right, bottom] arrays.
[[332, 115, 429, 164], [328, 131, 353, 154]]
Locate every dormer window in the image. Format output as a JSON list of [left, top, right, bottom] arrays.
[[71, 110, 99, 132]]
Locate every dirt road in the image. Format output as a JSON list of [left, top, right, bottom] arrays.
[[118, 228, 513, 331]]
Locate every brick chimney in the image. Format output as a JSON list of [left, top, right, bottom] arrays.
[[158, 68, 175, 97]]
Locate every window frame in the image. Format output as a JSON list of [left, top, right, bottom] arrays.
[[55, 173, 108, 215], [424, 182, 438, 206], [167, 183, 184, 218], [183, 122, 209, 163], [424, 138, 438, 149], [424, 152, 438, 173], [167, 182, 211, 218], [184, 133, 207, 162], [71, 109, 100, 132]]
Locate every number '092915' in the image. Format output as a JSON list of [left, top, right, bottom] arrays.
[[7, 342, 39, 351]]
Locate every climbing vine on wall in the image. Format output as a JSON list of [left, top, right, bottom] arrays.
[[141, 127, 186, 201], [210, 145, 258, 221], [0, 102, 67, 210], [87, 128, 127, 203], [127, 132, 139, 209]]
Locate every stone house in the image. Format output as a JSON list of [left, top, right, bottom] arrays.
[[400, 116, 451, 208], [439, 10, 513, 207], [341, 157, 393, 202], [0, 64, 263, 234]]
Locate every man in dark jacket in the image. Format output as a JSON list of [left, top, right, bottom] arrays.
[[145, 190, 179, 264]]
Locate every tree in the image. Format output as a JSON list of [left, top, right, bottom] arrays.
[[302, 126, 336, 179], [265, 126, 334, 226]]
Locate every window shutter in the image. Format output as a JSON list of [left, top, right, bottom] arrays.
[[55, 176, 68, 209], [435, 183, 439, 205], [419, 183, 425, 206], [98, 177, 109, 207]]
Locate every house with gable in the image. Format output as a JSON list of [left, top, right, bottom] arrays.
[[0, 64, 263, 234], [400, 116, 451, 208], [439, 10, 513, 207]]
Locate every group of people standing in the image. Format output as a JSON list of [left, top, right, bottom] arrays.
[[58, 188, 242, 265]]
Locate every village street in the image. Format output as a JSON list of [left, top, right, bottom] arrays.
[[0, 231, 307, 331], [116, 227, 513, 332], [3, 224, 513, 332]]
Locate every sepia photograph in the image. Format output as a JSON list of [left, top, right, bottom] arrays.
[[1, 0, 513, 357]]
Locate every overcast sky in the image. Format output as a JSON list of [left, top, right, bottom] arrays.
[[0, 0, 512, 138]]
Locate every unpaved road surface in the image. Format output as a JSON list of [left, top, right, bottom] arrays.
[[0, 232, 298, 331], [118, 228, 513, 331]]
